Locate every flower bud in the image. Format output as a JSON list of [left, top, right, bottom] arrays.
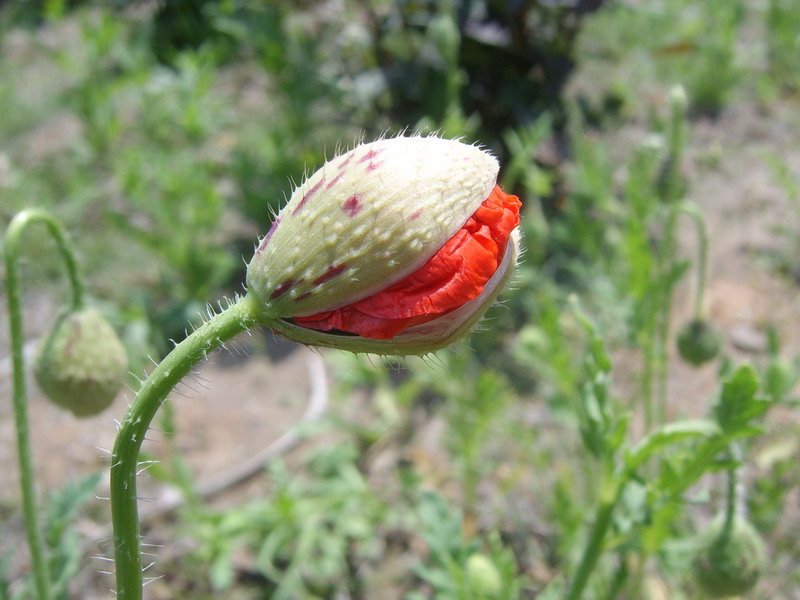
[[692, 514, 766, 598], [246, 135, 521, 355], [465, 553, 503, 598], [677, 319, 722, 366], [34, 307, 128, 417]]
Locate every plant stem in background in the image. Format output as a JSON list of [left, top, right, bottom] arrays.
[[678, 204, 710, 320], [110, 293, 261, 600], [724, 443, 744, 534], [667, 86, 686, 183], [4, 209, 87, 600], [653, 86, 689, 421], [565, 478, 622, 600], [655, 206, 679, 422]]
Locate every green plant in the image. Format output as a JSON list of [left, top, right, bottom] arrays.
[[410, 491, 521, 600], [184, 442, 387, 597], [0, 473, 102, 600], [765, 0, 800, 93], [553, 301, 769, 600], [3, 209, 124, 600]]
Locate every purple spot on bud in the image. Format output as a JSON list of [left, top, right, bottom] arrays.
[[270, 279, 295, 299], [409, 209, 422, 220], [293, 177, 325, 215], [313, 264, 347, 287], [338, 152, 355, 170], [256, 218, 280, 255], [358, 147, 384, 163], [294, 291, 313, 303], [366, 160, 383, 172], [326, 173, 343, 189], [342, 195, 361, 217]]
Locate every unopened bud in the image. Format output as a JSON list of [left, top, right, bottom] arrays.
[[677, 319, 722, 366], [466, 553, 503, 598], [34, 307, 128, 417], [245, 135, 521, 355], [692, 514, 766, 598]]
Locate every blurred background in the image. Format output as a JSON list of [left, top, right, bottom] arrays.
[[1, 0, 800, 598]]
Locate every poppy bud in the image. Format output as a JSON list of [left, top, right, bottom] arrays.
[[246, 135, 521, 355], [692, 514, 766, 598], [34, 307, 128, 417], [465, 553, 503, 598], [677, 319, 722, 366]]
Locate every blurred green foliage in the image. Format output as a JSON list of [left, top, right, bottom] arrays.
[[2, 0, 800, 598]]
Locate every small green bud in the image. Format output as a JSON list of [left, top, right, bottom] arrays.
[[465, 553, 502, 598], [765, 358, 794, 401], [34, 307, 128, 417], [677, 319, 722, 366], [692, 514, 766, 598]]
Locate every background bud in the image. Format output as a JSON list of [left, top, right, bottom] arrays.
[[34, 307, 128, 417], [692, 514, 766, 598], [465, 553, 503, 598], [677, 319, 722, 366]]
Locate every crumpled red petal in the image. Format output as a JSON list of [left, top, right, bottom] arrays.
[[293, 185, 521, 339]]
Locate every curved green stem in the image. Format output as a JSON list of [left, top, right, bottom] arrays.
[[4, 209, 86, 600], [656, 206, 679, 423], [110, 293, 261, 599], [678, 204, 709, 320]]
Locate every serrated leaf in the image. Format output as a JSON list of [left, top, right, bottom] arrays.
[[608, 412, 632, 453], [715, 365, 768, 431], [626, 419, 720, 472], [45, 472, 103, 547]]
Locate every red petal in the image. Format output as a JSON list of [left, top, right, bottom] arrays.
[[293, 185, 521, 339]]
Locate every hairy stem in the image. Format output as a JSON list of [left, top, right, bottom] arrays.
[[4, 209, 86, 600], [110, 293, 261, 599]]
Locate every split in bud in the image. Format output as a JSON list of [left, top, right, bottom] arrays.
[[245, 135, 521, 355], [34, 307, 128, 417]]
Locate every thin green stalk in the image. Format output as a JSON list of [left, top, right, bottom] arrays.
[[656, 207, 679, 423], [641, 308, 658, 430], [4, 209, 86, 600], [652, 86, 688, 420], [667, 86, 686, 175], [110, 293, 262, 599], [566, 478, 623, 600], [723, 443, 744, 536], [678, 204, 709, 319]]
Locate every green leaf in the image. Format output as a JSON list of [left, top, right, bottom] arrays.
[[715, 365, 769, 432], [45, 472, 103, 548], [626, 419, 720, 472], [607, 412, 632, 454], [0, 552, 10, 600]]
